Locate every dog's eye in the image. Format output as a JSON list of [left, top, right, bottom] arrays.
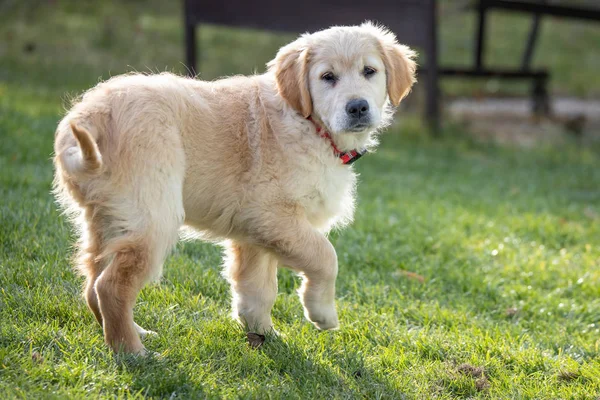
[[321, 72, 337, 83], [363, 66, 377, 77]]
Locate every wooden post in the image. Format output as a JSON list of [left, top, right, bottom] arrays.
[[475, 0, 488, 69], [184, 0, 197, 78], [521, 13, 542, 69], [532, 75, 550, 116], [425, 0, 440, 133]]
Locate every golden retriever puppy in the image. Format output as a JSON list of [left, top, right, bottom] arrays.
[[53, 22, 416, 354]]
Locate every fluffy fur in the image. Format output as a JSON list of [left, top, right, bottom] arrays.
[[53, 22, 416, 354]]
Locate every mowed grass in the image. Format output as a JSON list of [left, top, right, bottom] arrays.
[[1, 1, 600, 399]]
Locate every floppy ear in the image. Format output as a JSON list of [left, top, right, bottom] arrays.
[[373, 28, 417, 106], [267, 39, 312, 118]]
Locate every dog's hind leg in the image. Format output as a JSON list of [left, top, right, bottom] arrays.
[[93, 197, 182, 354], [76, 207, 107, 326], [224, 242, 279, 334], [92, 154, 184, 353], [76, 204, 166, 340]]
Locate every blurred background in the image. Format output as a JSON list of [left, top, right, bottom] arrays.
[[1, 0, 600, 146]]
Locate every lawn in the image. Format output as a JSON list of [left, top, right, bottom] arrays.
[[1, 1, 600, 399]]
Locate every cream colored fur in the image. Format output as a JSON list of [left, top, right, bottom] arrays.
[[53, 22, 416, 354]]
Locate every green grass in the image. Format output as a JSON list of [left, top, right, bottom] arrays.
[[1, 1, 600, 399]]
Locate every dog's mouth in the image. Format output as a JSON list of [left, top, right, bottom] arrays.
[[343, 114, 374, 133], [342, 120, 374, 133], [323, 116, 374, 135], [346, 123, 372, 133]]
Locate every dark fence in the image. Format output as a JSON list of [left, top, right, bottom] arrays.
[[183, 0, 600, 129]]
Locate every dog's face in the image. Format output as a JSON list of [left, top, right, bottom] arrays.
[[308, 38, 388, 135], [268, 23, 416, 148]]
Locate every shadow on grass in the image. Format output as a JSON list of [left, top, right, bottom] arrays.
[[119, 331, 405, 398]]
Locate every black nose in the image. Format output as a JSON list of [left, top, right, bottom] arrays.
[[346, 99, 369, 119]]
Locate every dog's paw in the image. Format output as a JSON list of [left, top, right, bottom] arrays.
[[234, 309, 276, 336], [311, 317, 340, 331], [111, 343, 147, 356], [134, 322, 158, 339], [114, 347, 162, 360], [304, 305, 339, 331]]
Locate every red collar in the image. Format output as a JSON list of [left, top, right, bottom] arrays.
[[307, 117, 366, 165]]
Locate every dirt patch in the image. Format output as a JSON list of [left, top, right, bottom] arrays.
[[457, 363, 491, 392], [448, 97, 600, 148], [505, 307, 519, 317], [246, 332, 265, 348], [557, 370, 580, 382]]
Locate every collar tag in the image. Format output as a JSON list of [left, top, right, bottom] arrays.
[[339, 149, 367, 165]]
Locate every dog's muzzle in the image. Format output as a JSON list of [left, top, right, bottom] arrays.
[[345, 98, 372, 131]]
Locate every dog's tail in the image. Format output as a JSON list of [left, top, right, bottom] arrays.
[[59, 121, 103, 178]]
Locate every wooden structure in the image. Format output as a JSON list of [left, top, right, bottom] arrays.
[[183, 0, 439, 128], [183, 0, 600, 129], [468, 0, 600, 116]]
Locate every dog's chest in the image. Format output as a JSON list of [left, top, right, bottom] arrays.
[[294, 162, 357, 231]]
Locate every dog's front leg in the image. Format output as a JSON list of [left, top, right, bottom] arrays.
[[294, 235, 339, 330], [259, 221, 339, 331]]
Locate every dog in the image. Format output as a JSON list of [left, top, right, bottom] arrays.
[[53, 22, 416, 354]]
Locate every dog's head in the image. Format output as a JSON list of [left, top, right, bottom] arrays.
[[268, 22, 417, 149]]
